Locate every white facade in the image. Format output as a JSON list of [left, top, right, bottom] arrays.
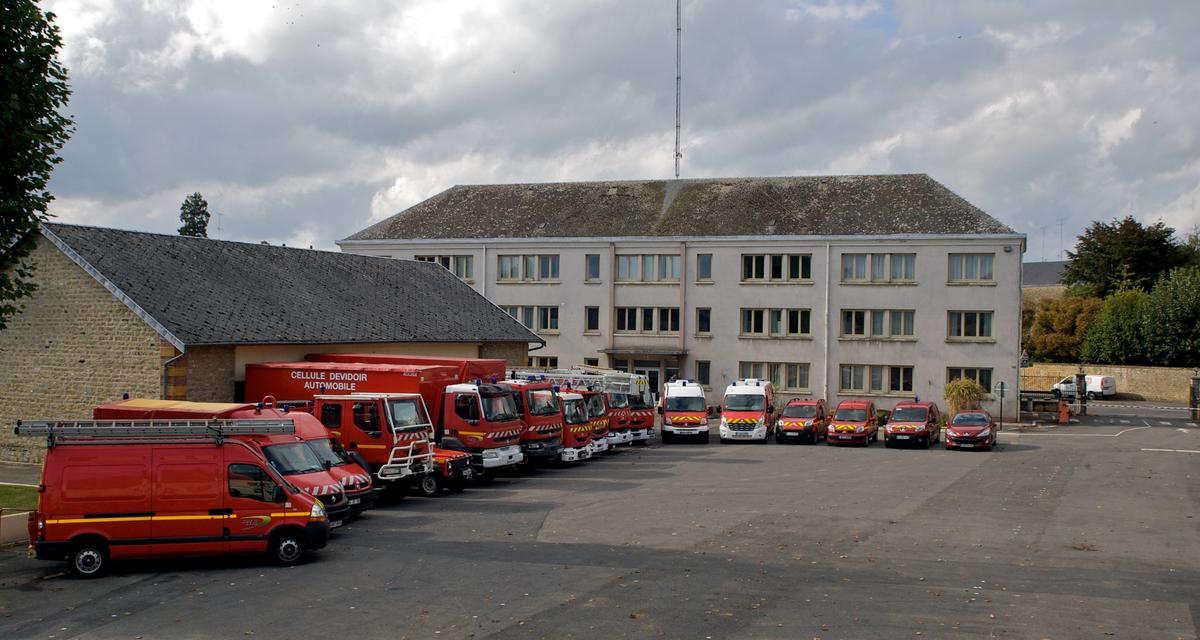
[[340, 234, 1025, 417]]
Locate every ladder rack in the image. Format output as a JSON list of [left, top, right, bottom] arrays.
[[508, 368, 649, 394], [15, 419, 296, 447]]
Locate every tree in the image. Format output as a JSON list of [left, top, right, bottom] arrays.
[[1080, 289, 1148, 365], [1062, 216, 1188, 298], [178, 192, 210, 237], [0, 2, 73, 330], [1027, 296, 1103, 362], [1141, 266, 1200, 367]]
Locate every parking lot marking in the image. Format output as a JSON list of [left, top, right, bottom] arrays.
[[1158, 421, 1172, 426], [1140, 448, 1200, 454], [1030, 426, 1151, 438], [1119, 420, 1130, 424]]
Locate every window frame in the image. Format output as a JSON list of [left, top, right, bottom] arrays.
[[948, 253, 995, 283], [696, 254, 713, 282], [947, 367, 994, 390], [947, 310, 995, 340], [841, 309, 915, 339], [584, 306, 601, 333], [841, 253, 917, 284], [585, 254, 601, 282], [839, 364, 915, 395], [497, 254, 561, 283], [696, 308, 712, 335], [741, 253, 812, 283], [739, 361, 810, 391], [741, 308, 811, 338]]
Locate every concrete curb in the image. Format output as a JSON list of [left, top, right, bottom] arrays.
[[0, 511, 30, 547]]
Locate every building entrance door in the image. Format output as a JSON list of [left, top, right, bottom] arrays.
[[634, 360, 661, 400]]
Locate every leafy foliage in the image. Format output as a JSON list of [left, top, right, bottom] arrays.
[[178, 192, 210, 237], [0, 3, 73, 330], [944, 378, 985, 415], [1140, 266, 1200, 367], [1080, 289, 1148, 365], [1062, 216, 1189, 298], [1027, 296, 1103, 362]]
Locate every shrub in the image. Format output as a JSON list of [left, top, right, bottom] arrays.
[[944, 378, 985, 415], [1141, 266, 1200, 367], [1080, 289, 1148, 364]]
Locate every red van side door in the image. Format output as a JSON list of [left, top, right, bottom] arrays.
[[150, 447, 226, 556], [224, 458, 286, 554]]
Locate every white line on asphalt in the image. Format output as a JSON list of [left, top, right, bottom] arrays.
[[1141, 448, 1200, 454], [1159, 421, 1173, 426], [1120, 420, 1130, 424], [1029, 426, 1152, 438], [0, 481, 37, 487]]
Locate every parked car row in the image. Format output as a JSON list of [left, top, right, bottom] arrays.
[[659, 378, 999, 451]]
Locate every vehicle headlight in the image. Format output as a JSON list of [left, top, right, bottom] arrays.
[[310, 503, 327, 519], [720, 417, 728, 427], [827, 424, 836, 432], [482, 450, 499, 458], [977, 428, 991, 438], [699, 418, 708, 426], [776, 419, 783, 427], [946, 429, 958, 437], [663, 417, 673, 425], [757, 417, 765, 428], [855, 425, 864, 433]]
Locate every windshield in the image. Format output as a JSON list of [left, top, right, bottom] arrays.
[[307, 438, 347, 467], [628, 392, 654, 409], [834, 408, 868, 422], [952, 412, 990, 426], [263, 442, 325, 475], [890, 407, 928, 422], [481, 392, 519, 422], [526, 389, 560, 416], [562, 399, 588, 424], [724, 395, 764, 412], [782, 404, 817, 418], [666, 396, 706, 412], [387, 399, 429, 431], [584, 394, 606, 418], [606, 393, 629, 408]]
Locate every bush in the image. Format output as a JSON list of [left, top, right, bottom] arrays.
[[1080, 289, 1148, 364], [1141, 266, 1200, 367], [944, 378, 985, 415]]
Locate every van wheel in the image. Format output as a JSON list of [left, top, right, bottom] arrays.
[[1086, 391, 1096, 401], [69, 539, 109, 578], [268, 530, 306, 566], [661, 432, 673, 444], [418, 473, 443, 497], [1051, 389, 1061, 398]]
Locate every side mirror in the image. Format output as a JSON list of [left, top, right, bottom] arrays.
[[272, 485, 286, 503], [656, 406, 663, 415], [713, 405, 722, 415], [706, 406, 714, 417]]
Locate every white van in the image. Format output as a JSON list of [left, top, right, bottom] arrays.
[[1052, 375, 1116, 400]]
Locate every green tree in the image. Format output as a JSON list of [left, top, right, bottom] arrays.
[[0, 2, 73, 330], [1141, 266, 1200, 367], [178, 192, 210, 237], [1062, 216, 1188, 298], [1080, 289, 1148, 365], [1027, 296, 1103, 362]]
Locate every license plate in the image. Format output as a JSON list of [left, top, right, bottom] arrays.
[[733, 433, 751, 438], [895, 435, 910, 440], [839, 435, 852, 440], [331, 519, 344, 528], [349, 498, 361, 505], [958, 443, 973, 448]]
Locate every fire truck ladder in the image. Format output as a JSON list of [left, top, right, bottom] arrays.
[[14, 419, 296, 447], [376, 423, 436, 480], [508, 368, 648, 395]]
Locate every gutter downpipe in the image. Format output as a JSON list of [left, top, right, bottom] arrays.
[[823, 242, 832, 404], [162, 349, 185, 400]]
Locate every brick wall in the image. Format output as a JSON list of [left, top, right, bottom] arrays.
[[479, 341, 531, 368], [1021, 362, 1198, 403], [185, 346, 237, 402], [0, 239, 164, 462]]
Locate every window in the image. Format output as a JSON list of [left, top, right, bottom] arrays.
[[538, 306, 560, 332], [839, 365, 914, 394], [841, 253, 916, 283], [228, 464, 278, 502], [948, 311, 994, 339], [497, 254, 560, 282], [697, 254, 713, 281], [617, 255, 640, 281], [658, 255, 681, 281], [742, 254, 811, 282], [616, 254, 680, 282], [614, 307, 680, 334], [416, 255, 474, 280], [319, 403, 342, 429], [948, 367, 993, 390], [585, 254, 601, 281], [454, 395, 481, 421], [738, 362, 809, 391], [502, 306, 559, 333], [583, 358, 600, 367], [742, 308, 810, 337], [841, 309, 915, 338], [584, 306, 600, 333], [527, 356, 559, 368], [948, 253, 994, 282], [696, 308, 711, 335], [352, 402, 381, 436], [696, 361, 711, 386]]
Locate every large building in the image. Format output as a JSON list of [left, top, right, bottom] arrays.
[[340, 174, 1025, 416], [0, 224, 539, 462]]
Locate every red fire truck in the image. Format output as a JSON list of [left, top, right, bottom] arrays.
[[500, 377, 565, 466], [509, 368, 651, 454]]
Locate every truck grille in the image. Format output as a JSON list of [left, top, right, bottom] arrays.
[[730, 422, 756, 432]]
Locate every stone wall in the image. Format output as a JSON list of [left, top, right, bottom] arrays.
[[0, 239, 164, 462], [185, 346, 237, 402], [1020, 362, 1197, 403], [479, 341, 531, 368]]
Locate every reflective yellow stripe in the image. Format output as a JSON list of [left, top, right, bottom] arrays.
[[151, 515, 237, 521], [47, 514, 239, 525], [269, 512, 310, 518], [356, 444, 387, 449], [457, 431, 485, 437]]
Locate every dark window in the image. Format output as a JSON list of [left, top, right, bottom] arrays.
[[642, 308, 655, 332], [770, 255, 784, 279], [319, 403, 342, 429], [696, 361, 711, 386], [585, 306, 600, 332], [228, 464, 278, 502], [697, 308, 711, 334], [454, 395, 480, 421], [584, 358, 600, 366], [586, 254, 601, 280], [352, 402, 381, 437], [697, 254, 712, 281]]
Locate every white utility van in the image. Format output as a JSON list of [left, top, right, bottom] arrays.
[[1051, 375, 1116, 400]]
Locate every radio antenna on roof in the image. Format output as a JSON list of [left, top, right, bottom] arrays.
[[674, 0, 683, 178]]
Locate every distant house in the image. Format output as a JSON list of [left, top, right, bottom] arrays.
[[0, 224, 540, 462], [1022, 260, 1068, 304]]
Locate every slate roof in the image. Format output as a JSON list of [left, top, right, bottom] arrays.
[[1023, 260, 1068, 287], [343, 174, 1015, 241], [42, 223, 541, 348]]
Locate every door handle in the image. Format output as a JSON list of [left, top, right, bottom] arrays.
[[209, 508, 233, 516]]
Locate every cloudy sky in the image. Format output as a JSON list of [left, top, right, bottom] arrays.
[[43, 0, 1199, 257]]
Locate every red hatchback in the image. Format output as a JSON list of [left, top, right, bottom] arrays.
[[945, 410, 997, 451], [884, 401, 942, 448]]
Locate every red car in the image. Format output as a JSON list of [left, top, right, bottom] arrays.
[[827, 400, 878, 446], [945, 410, 997, 451], [883, 401, 942, 448], [775, 399, 828, 444]]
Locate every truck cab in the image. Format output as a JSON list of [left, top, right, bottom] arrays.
[[503, 379, 565, 465], [557, 391, 594, 462], [626, 390, 656, 443], [660, 380, 710, 443], [828, 399, 879, 446], [719, 379, 776, 443], [603, 391, 635, 446], [775, 398, 828, 444], [443, 382, 525, 470], [579, 389, 611, 454]]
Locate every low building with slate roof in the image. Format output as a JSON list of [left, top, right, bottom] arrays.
[[0, 223, 540, 462], [340, 174, 1026, 422]]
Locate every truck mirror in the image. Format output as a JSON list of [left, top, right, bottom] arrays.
[[713, 405, 722, 414], [656, 406, 663, 415], [706, 406, 713, 416], [272, 485, 286, 503]]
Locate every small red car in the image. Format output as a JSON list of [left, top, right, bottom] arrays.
[[945, 410, 997, 451], [884, 401, 942, 448], [827, 400, 878, 446], [775, 399, 828, 444]]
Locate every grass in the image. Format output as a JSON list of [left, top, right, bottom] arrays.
[[0, 484, 38, 513]]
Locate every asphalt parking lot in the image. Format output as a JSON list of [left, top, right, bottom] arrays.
[[1, 415, 1197, 639]]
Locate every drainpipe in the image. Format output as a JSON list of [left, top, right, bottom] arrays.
[[162, 349, 186, 400], [607, 242, 616, 367], [823, 242, 832, 402], [679, 241, 687, 372]]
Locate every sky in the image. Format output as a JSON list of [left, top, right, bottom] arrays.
[[42, 0, 1200, 257]]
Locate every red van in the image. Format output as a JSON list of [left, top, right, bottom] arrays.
[[884, 401, 942, 448], [775, 399, 829, 444], [827, 400, 879, 446], [17, 419, 329, 578]]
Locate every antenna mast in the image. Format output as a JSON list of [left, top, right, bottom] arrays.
[[674, 0, 682, 178]]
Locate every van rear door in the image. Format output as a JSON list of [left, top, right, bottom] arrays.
[[151, 447, 226, 556]]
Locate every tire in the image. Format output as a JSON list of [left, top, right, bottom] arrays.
[[417, 473, 443, 497], [447, 478, 467, 493], [268, 530, 307, 567], [1051, 389, 1061, 399], [922, 435, 931, 449], [473, 469, 494, 484], [662, 432, 673, 445], [69, 539, 109, 578], [1086, 391, 1096, 401], [884, 439, 892, 449], [701, 432, 710, 444], [776, 434, 787, 445]]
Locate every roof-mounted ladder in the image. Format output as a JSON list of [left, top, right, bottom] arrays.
[[14, 419, 296, 447]]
